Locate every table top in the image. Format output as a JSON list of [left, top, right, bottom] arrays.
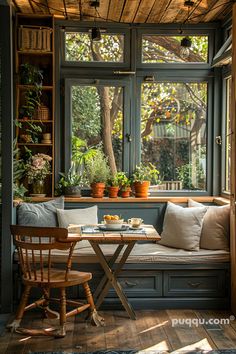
[[65, 224, 161, 243]]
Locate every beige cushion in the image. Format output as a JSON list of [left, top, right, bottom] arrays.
[[57, 206, 98, 228], [159, 202, 207, 251], [188, 199, 230, 250]]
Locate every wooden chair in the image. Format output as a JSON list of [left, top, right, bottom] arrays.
[[8, 225, 104, 337]]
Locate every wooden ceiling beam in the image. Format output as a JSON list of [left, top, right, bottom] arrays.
[[47, 0, 65, 17], [63, 0, 80, 19], [15, 0, 33, 13], [202, 0, 231, 22], [147, 0, 170, 23]]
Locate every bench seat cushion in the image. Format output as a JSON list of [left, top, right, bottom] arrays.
[[48, 241, 230, 264]]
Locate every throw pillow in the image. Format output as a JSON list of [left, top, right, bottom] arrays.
[[17, 197, 64, 227], [159, 201, 207, 251], [188, 199, 230, 250], [56, 205, 98, 228]]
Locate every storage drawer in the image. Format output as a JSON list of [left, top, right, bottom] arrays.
[[164, 270, 226, 297], [84, 271, 162, 298]]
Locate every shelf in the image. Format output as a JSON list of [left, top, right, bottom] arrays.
[[17, 119, 53, 123], [17, 143, 53, 146], [17, 85, 53, 90], [18, 50, 53, 55]]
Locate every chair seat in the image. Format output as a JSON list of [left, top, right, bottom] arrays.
[[23, 269, 92, 288]]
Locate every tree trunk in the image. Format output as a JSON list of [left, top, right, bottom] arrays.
[[97, 86, 117, 175]]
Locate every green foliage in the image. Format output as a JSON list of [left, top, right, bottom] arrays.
[[13, 138, 27, 199], [85, 150, 110, 184], [176, 160, 205, 190], [72, 136, 97, 168], [132, 163, 160, 184], [20, 63, 43, 85], [107, 173, 120, 187], [116, 172, 131, 191], [20, 87, 42, 119]]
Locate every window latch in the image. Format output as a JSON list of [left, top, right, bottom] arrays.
[[126, 133, 132, 142], [215, 136, 222, 145]]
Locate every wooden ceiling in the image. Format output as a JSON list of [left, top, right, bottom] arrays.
[[12, 0, 233, 24]]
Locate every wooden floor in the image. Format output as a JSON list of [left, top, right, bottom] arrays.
[[1, 309, 236, 353]]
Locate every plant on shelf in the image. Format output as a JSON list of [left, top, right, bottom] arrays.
[[20, 63, 43, 86], [116, 172, 132, 198], [107, 173, 120, 198], [19, 87, 42, 120], [132, 163, 160, 198], [25, 153, 52, 195], [85, 149, 111, 198], [13, 139, 28, 200], [57, 164, 83, 197]]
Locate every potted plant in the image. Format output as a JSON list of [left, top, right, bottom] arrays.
[[132, 163, 160, 198], [25, 153, 52, 196], [85, 150, 110, 198], [57, 166, 83, 197], [19, 87, 42, 120], [117, 172, 132, 198], [107, 174, 120, 198], [20, 63, 43, 86]]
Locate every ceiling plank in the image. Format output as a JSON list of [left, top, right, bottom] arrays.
[[47, 0, 65, 16], [196, 0, 227, 22], [97, 0, 110, 21], [203, 0, 232, 22], [120, 0, 140, 23], [64, 0, 80, 19], [107, 0, 125, 22], [30, 0, 49, 13], [147, 0, 171, 23], [134, 0, 155, 23], [160, 0, 186, 23], [14, 0, 34, 13], [81, 0, 96, 21]]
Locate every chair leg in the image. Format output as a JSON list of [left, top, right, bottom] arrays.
[[42, 288, 59, 319], [82, 282, 105, 327], [7, 285, 31, 331], [56, 287, 66, 338]]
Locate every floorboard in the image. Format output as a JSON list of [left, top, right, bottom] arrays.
[[1, 309, 236, 353]]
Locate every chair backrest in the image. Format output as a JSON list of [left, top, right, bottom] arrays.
[[10, 225, 76, 283]]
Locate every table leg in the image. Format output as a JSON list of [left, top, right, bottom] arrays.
[[90, 241, 136, 320], [93, 244, 124, 300]]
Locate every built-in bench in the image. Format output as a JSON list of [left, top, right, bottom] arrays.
[[13, 197, 231, 310]]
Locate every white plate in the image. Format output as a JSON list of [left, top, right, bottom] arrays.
[[98, 225, 129, 231], [129, 226, 143, 230]]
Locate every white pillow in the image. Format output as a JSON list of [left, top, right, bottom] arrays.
[[159, 201, 207, 251], [57, 206, 98, 228]]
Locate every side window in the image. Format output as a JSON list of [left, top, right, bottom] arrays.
[[222, 76, 232, 193]]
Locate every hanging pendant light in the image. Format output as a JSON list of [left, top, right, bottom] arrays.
[[180, 36, 192, 59], [91, 27, 101, 41]]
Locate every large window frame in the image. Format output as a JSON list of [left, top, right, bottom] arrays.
[[57, 21, 218, 196]]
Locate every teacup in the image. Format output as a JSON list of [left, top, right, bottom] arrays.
[[128, 218, 143, 228]]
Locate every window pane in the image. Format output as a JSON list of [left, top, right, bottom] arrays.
[[65, 32, 124, 62], [225, 77, 231, 192], [141, 82, 207, 191], [71, 85, 123, 171], [142, 35, 208, 63]]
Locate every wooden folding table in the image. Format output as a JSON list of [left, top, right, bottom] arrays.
[[66, 225, 161, 320]]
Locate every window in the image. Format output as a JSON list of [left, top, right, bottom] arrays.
[[71, 84, 123, 171], [142, 35, 208, 63], [60, 24, 215, 195], [223, 76, 232, 193], [65, 32, 124, 63], [141, 82, 207, 191]]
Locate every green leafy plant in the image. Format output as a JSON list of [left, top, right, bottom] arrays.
[[20, 87, 42, 119], [13, 139, 28, 199], [107, 173, 120, 187], [132, 163, 160, 184], [116, 171, 131, 191], [85, 150, 110, 184], [20, 63, 43, 85]]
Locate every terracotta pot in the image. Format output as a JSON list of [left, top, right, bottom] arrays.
[[120, 188, 131, 198], [91, 182, 106, 198], [133, 181, 150, 198], [108, 186, 119, 198]]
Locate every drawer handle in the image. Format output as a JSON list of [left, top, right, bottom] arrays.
[[187, 281, 202, 288], [124, 280, 138, 287]]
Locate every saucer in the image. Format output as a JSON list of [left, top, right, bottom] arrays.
[[129, 226, 143, 230]]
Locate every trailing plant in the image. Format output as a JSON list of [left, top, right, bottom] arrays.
[[13, 139, 27, 199], [85, 150, 110, 184]]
